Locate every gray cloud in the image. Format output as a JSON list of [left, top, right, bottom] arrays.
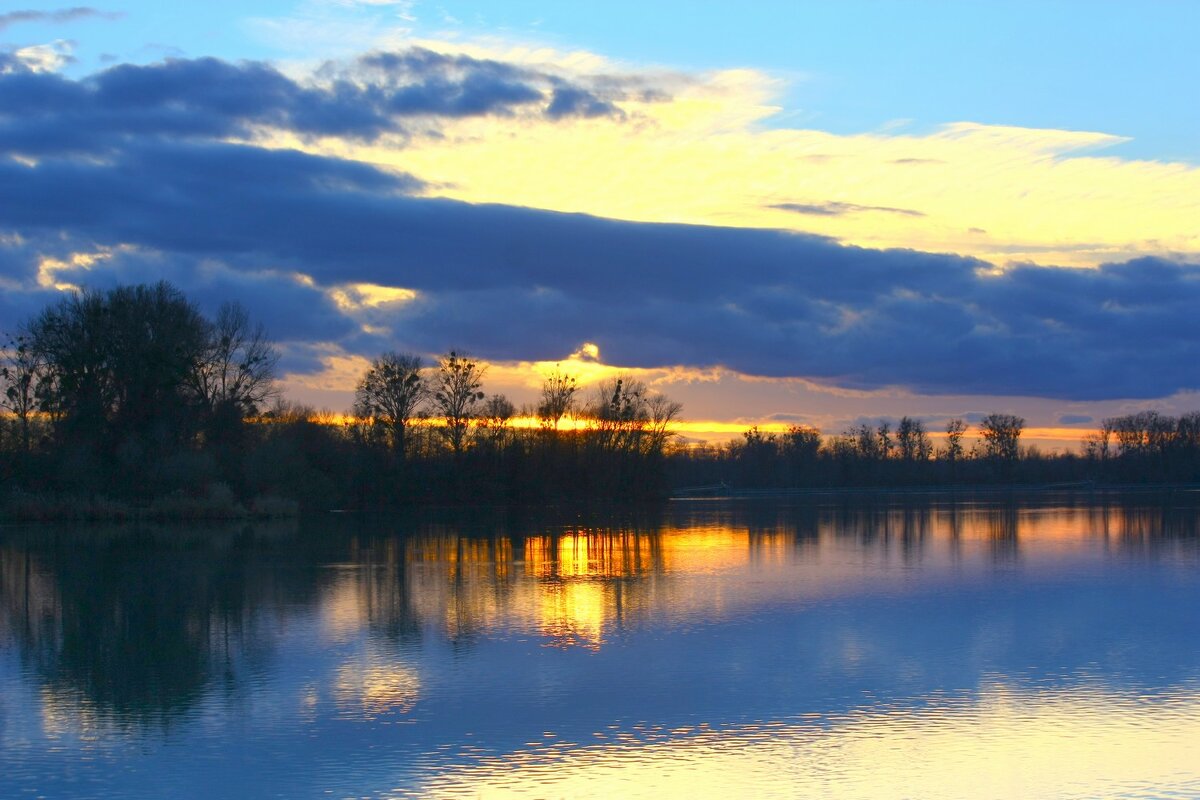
[[0, 48, 649, 159], [770, 202, 925, 218], [0, 7, 122, 31]]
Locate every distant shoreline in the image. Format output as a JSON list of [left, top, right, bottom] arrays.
[[670, 482, 1200, 500]]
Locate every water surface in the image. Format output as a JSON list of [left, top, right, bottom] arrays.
[[2, 494, 1199, 798]]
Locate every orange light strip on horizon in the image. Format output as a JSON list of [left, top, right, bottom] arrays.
[[249, 414, 1099, 446]]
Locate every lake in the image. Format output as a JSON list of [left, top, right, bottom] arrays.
[[2, 493, 1199, 798]]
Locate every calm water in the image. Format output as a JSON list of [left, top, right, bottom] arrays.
[[2, 495, 1200, 799]]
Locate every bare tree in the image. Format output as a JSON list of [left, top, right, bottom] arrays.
[[646, 392, 683, 453], [537, 366, 578, 431], [192, 302, 279, 418], [783, 425, 821, 461], [478, 393, 516, 449], [979, 413, 1024, 461], [431, 351, 486, 455], [1083, 422, 1113, 462], [877, 420, 894, 460], [944, 418, 968, 462], [897, 416, 931, 461], [354, 352, 426, 456], [850, 423, 882, 460], [587, 376, 680, 456], [0, 329, 42, 454]]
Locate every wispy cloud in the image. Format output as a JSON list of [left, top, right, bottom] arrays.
[[9, 39, 75, 72], [770, 202, 925, 218], [0, 7, 122, 31]]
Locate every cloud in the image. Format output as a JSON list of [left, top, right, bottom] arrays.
[[3, 124, 1199, 401], [1, 51, 1198, 406], [0, 7, 122, 31], [0, 48, 649, 158], [343, 52, 1200, 269], [1057, 414, 1094, 425], [770, 202, 925, 218]]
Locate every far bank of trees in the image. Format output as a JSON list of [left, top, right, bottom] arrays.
[[671, 410, 1200, 490], [671, 414, 1043, 489], [4, 282, 1200, 518]]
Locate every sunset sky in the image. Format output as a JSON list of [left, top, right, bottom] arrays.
[[2, 1, 1198, 447]]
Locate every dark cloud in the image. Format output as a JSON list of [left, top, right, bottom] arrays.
[[0, 55, 1195, 403], [3, 129, 1198, 400], [0, 48, 647, 158], [545, 86, 622, 119], [0, 7, 122, 31], [1057, 414, 1094, 425], [44, 249, 356, 344], [770, 202, 925, 218]]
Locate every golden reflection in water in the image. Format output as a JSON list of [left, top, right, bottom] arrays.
[[536, 581, 607, 649], [307, 505, 1200, 652], [333, 661, 421, 717], [38, 687, 105, 740], [412, 682, 1200, 799], [524, 532, 661, 648]]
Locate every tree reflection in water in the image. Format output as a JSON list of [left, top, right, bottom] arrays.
[[1, 494, 1198, 735]]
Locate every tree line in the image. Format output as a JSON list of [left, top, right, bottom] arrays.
[[0, 282, 682, 516], [670, 410, 1200, 490], [3, 283, 1200, 518]]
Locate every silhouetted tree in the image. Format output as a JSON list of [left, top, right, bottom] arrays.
[[1, 329, 41, 455], [191, 302, 279, 425], [432, 351, 486, 456], [537, 366, 578, 431], [354, 352, 426, 456], [979, 413, 1024, 462], [877, 420, 894, 460], [27, 283, 209, 458], [944, 418, 968, 462], [897, 416, 931, 462], [478, 394, 516, 449], [850, 423, 882, 460]]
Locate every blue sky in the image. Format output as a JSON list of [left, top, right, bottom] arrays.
[[2, 1, 1198, 442], [11, 0, 1198, 161]]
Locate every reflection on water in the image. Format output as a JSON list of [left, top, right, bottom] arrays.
[[421, 681, 1200, 800], [2, 495, 1200, 798]]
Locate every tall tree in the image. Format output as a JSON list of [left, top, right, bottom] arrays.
[[354, 352, 426, 456], [537, 366, 578, 431], [588, 377, 680, 456], [191, 302, 279, 420], [478, 393, 516, 449], [431, 351, 485, 455], [979, 413, 1025, 461], [944, 418, 968, 462], [0, 329, 41, 455], [27, 282, 209, 453], [897, 416, 931, 461]]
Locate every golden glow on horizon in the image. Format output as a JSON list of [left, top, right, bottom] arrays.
[[254, 406, 1101, 449]]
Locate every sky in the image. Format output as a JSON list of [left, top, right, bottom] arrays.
[[1, 1, 1198, 447]]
